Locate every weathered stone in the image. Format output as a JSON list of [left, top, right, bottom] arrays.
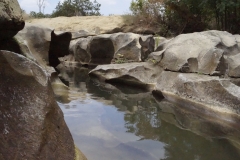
[[156, 30, 240, 76], [111, 33, 154, 62], [71, 29, 98, 39], [89, 62, 162, 90], [89, 61, 240, 118], [69, 37, 92, 65], [0, 50, 75, 160], [155, 71, 240, 115], [0, 0, 24, 39], [225, 54, 240, 77], [14, 23, 71, 69], [14, 23, 52, 67], [71, 33, 154, 65], [110, 33, 142, 62], [235, 35, 240, 50]]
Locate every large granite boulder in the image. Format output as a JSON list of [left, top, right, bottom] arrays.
[[0, 50, 75, 159], [152, 30, 240, 77], [111, 33, 154, 62], [14, 23, 72, 70], [0, 0, 24, 39], [70, 33, 154, 66], [70, 35, 114, 66]]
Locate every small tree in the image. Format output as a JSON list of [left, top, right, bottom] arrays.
[[51, 0, 101, 17], [36, 0, 45, 13]]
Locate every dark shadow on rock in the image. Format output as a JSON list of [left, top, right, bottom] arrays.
[[105, 75, 151, 93], [89, 38, 114, 65], [0, 38, 23, 55], [49, 31, 72, 67], [0, 21, 25, 39], [152, 90, 164, 101]]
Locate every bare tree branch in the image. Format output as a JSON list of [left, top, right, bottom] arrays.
[[36, 0, 45, 13]]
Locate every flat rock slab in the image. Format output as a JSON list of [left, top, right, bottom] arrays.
[[89, 62, 162, 90]]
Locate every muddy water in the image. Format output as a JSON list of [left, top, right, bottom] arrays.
[[56, 66, 240, 160]]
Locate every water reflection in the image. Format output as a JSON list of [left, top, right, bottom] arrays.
[[56, 66, 240, 160]]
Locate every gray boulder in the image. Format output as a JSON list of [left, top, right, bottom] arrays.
[[155, 71, 240, 115], [14, 23, 72, 69], [235, 35, 240, 49], [89, 35, 115, 65], [0, 50, 76, 160], [0, 0, 24, 39], [111, 33, 154, 62], [70, 33, 154, 65], [89, 62, 240, 118], [154, 30, 240, 77], [89, 62, 162, 90], [69, 37, 91, 65], [71, 35, 114, 65]]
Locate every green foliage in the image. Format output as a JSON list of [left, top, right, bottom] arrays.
[[72, 0, 101, 16], [130, 0, 146, 14], [29, 11, 51, 18], [129, 0, 240, 35], [51, 1, 75, 17], [51, 0, 101, 17]]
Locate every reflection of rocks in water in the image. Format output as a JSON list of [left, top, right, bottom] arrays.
[[56, 66, 240, 159], [155, 99, 240, 150], [125, 100, 240, 160], [56, 66, 156, 111], [159, 99, 240, 137], [88, 78, 158, 114], [55, 66, 90, 103]]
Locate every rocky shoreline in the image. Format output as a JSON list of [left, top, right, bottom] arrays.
[[1, 0, 240, 159]]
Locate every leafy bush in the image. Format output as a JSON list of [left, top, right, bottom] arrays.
[[51, 0, 101, 17], [29, 11, 51, 18], [128, 0, 240, 36]]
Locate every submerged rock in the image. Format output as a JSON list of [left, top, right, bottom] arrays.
[[0, 50, 76, 159]]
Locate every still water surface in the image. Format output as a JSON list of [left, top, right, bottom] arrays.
[[56, 66, 240, 160]]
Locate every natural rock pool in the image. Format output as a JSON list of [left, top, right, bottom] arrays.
[[56, 66, 240, 160]]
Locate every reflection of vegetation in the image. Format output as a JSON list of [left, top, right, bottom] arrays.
[[57, 66, 240, 160], [129, 0, 240, 35], [124, 106, 240, 160], [125, 107, 161, 139]]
